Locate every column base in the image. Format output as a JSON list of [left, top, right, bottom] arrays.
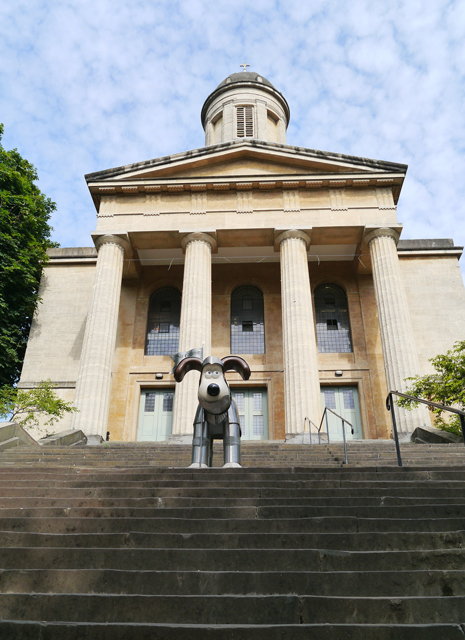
[[284, 432, 310, 444], [168, 434, 193, 445], [85, 434, 104, 446]]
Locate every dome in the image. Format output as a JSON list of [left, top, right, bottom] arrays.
[[216, 72, 276, 90], [201, 71, 290, 146]]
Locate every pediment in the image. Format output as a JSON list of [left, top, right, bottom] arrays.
[[86, 140, 407, 186]]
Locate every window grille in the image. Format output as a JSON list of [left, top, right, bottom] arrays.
[[343, 389, 355, 410], [314, 284, 353, 353], [236, 106, 254, 137], [323, 389, 336, 411], [231, 286, 265, 354], [253, 415, 264, 435], [144, 393, 156, 412], [163, 392, 174, 412], [145, 287, 181, 356]]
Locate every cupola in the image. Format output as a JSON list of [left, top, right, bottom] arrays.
[[201, 70, 290, 146]]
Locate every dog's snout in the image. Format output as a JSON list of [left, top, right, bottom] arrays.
[[207, 383, 220, 397]]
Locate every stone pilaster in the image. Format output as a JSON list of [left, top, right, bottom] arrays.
[[365, 227, 429, 433], [171, 233, 216, 436], [71, 234, 129, 439], [276, 230, 321, 436]]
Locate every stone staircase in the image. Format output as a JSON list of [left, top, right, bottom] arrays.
[[1, 439, 465, 467], [0, 441, 465, 638]]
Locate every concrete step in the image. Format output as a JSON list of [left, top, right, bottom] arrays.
[[0, 530, 463, 551], [0, 547, 463, 572], [2, 515, 465, 534], [0, 503, 463, 519], [1, 621, 464, 640], [3, 495, 465, 509], [1, 568, 463, 597], [0, 593, 464, 624]]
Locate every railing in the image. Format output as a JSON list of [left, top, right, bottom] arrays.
[[386, 391, 465, 468], [304, 417, 327, 445], [305, 409, 354, 464]]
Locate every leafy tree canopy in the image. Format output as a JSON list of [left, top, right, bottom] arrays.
[[0, 380, 77, 433], [0, 124, 57, 387], [397, 340, 465, 436]]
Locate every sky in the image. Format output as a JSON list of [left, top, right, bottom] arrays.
[[1, 0, 465, 270]]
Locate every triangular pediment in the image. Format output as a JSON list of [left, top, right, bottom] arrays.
[[86, 140, 407, 186]]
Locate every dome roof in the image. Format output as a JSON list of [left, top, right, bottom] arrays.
[[216, 71, 276, 90], [201, 70, 290, 129]]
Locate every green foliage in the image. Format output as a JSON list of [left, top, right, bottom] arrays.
[[0, 380, 77, 433], [397, 340, 465, 436], [0, 124, 57, 387]]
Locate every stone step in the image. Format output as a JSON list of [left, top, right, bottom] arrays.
[[1, 485, 465, 498], [0, 547, 463, 572], [1, 622, 464, 640], [1, 568, 463, 597], [1, 530, 463, 551], [0, 593, 464, 625], [2, 515, 464, 534], [3, 496, 465, 509], [0, 504, 463, 519]]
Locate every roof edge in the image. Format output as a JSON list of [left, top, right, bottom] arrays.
[[85, 139, 408, 182]]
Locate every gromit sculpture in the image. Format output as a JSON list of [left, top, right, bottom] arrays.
[[174, 355, 251, 468]]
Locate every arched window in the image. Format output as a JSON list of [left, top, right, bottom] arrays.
[[314, 284, 352, 353], [145, 287, 181, 356], [231, 286, 265, 354]]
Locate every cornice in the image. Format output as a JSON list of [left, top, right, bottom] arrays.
[[91, 175, 401, 192], [85, 139, 408, 183]]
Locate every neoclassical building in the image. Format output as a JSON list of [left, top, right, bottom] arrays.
[[19, 71, 465, 443]]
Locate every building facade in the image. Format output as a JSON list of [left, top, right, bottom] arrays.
[[19, 71, 465, 443]]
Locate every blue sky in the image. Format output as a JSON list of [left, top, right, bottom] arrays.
[[1, 0, 464, 269]]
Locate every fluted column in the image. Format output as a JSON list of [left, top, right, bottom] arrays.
[[366, 228, 429, 433], [276, 230, 321, 435], [71, 235, 129, 439], [171, 233, 216, 436]]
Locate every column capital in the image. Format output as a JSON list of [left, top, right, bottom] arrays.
[[363, 226, 401, 248], [92, 233, 131, 256], [274, 228, 312, 251], [180, 231, 218, 254]]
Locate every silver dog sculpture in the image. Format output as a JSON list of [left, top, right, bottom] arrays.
[[174, 355, 251, 468]]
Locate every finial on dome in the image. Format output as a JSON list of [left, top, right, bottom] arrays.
[[240, 62, 250, 72]]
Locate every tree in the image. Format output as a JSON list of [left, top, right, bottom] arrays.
[[0, 380, 77, 433], [397, 340, 465, 436], [0, 124, 57, 388]]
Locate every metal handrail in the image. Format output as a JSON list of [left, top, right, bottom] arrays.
[[319, 407, 354, 465], [304, 416, 328, 445], [386, 391, 465, 468]]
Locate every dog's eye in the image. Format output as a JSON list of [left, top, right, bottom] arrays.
[[212, 371, 220, 378], [204, 371, 212, 378]]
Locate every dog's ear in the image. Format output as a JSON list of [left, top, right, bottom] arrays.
[[174, 357, 203, 382], [221, 356, 251, 381]]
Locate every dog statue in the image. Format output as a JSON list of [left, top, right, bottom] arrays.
[[174, 355, 250, 468]]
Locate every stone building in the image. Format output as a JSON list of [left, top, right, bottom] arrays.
[[19, 71, 465, 443]]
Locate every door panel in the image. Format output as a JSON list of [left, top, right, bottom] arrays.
[[137, 388, 174, 441], [232, 388, 268, 440], [320, 386, 363, 441]]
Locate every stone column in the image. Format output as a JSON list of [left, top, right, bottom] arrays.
[[71, 234, 129, 440], [276, 230, 321, 437], [365, 228, 429, 433], [171, 233, 216, 437]]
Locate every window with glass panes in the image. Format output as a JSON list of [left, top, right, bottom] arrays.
[[314, 284, 352, 353], [145, 287, 181, 356], [231, 286, 265, 354]]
